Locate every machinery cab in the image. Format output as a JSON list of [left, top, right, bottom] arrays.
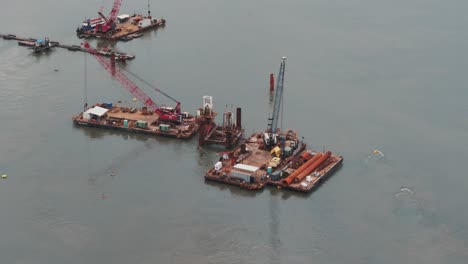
[[263, 132, 278, 148], [202, 96, 213, 116]]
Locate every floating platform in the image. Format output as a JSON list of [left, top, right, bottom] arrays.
[[203, 124, 244, 148], [76, 15, 165, 41], [1, 33, 135, 61], [73, 103, 199, 139], [205, 131, 343, 193], [18, 40, 35, 47], [268, 152, 343, 193], [197, 101, 244, 149]]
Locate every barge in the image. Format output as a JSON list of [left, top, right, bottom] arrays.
[[205, 57, 343, 193], [268, 150, 343, 193], [73, 103, 199, 139], [1, 33, 134, 62], [205, 131, 343, 192], [197, 96, 244, 148], [76, 14, 165, 41], [96, 47, 135, 60]]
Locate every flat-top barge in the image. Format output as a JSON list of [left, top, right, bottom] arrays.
[[73, 104, 199, 139], [205, 131, 342, 192], [205, 56, 343, 193], [77, 14, 165, 41], [268, 149, 343, 193], [205, 130, 301, 190], [75, 0, 165, 41]]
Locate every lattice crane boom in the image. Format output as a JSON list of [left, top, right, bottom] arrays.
[[107, 0, 123, 23], [268, 57, 286, 133], [82, 42, 181, 123], [97, 0, 123, 33]]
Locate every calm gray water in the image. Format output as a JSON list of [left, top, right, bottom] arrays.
[[1, 0, 468, 263]]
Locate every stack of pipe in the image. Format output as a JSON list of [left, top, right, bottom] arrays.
[[294, 151, 331, 183], [281, 153, 323, 185]]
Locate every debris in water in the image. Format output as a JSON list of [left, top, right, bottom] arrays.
[[400, 187, 414, 196], [373, 149, 384, 157], [394, 186, 415, 198], [1, 174, 7, 179]]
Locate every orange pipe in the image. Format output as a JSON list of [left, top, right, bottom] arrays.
[[295, 151, 331, 183], [281, 153, 323, 185]]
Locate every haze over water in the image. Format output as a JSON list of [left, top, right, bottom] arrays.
[[1, 1, 467, 263]]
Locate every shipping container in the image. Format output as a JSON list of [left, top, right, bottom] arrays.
[[138, 19, 152, 28]]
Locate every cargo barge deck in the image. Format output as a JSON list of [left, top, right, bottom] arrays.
[[268, 153, 343, 193], [72, 104, 199, 139], [205, 131, 342, 193], [76, 15, 165, 41]]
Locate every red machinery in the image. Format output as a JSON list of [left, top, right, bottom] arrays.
[[97, 0, 123, 33], [82, 42, 182, 123]]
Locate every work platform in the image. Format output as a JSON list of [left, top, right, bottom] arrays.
[[73, 104, 199, 139], [76, 15, 165, 41], [0, 33, 135, 61], [205, 131, 343, 193]]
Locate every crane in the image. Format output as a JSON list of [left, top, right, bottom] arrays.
[[264, 57, 286, 148], [97, 0, 123, 33], [82, 42, 182, 123]]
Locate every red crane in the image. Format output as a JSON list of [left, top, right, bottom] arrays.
[[97, 0, 123, 33], [82, 42, 182, 123]]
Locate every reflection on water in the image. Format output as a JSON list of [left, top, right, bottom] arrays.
[[268, 194, 281, 264], [203, 180, 263, 198]]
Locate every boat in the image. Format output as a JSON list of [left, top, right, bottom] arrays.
[[31, 38, 54, 53]]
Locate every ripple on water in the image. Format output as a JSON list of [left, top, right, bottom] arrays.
[[0, 46, 32, 81], [27, 202, 96, 252]]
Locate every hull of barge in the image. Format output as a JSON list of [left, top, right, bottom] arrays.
[[204, 131, 343, 193], [204, 131, 306, 190], [204, 172, 268, 190], [73, 105, 198, 139]]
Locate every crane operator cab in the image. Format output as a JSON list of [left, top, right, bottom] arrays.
[[263, 132, 278, 148]]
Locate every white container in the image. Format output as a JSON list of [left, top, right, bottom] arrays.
[[138, 19, 152, 28]]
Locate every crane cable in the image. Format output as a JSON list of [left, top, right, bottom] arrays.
[[83, 51, 88, 111], [119, 66, 179, 104]]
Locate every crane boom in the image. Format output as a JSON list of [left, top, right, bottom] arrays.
[[268, 57, 286, 133], [97, 0, 122, 33], [107, 0, 123, 23], [82, 42, 181, 123]]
